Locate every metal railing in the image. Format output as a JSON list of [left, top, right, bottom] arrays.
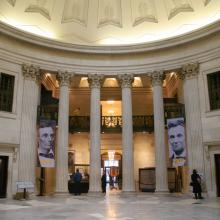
[[37, 103, 184, 133]]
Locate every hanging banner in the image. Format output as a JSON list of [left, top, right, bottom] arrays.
[[167, 117, 186, 167], [37, 120, 56, 168]]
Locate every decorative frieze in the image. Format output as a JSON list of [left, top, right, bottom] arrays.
[[57, 71, 73, 87], [131, 0, 158, 26], [98, 0, 122, 28], [88, 74, 104, 88], [150, 71, 164, 86], [6, 0, 16, 7], [204, 0, 212, 6], [22, 63, 41, 83], [62, 0, 89, 26], [25, 0, 54, 20], [166, 0, 194, 20], [181, 62, 199, 80], [117, 74, 134, 88]]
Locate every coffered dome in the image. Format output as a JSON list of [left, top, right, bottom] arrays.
[[0, 0, 220, 46]]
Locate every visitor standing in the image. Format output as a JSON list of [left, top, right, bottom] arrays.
[[191, 169, 203, 199], [73, 169, 82, 195]]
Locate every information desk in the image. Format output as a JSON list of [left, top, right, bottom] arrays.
[[68, 180, 89, 194]]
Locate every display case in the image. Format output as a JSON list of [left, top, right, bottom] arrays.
[[139, 167, 177, 192]]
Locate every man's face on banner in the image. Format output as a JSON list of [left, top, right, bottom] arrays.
[[169, 124, 185, 156], [39, 126, 54, 151]]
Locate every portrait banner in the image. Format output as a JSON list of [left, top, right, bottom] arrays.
[[167, 117, 186, 167], [37, 120, 56, 168]]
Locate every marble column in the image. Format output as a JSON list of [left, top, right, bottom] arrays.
[[19, 63, 42, 183], [88, 74, 103, 192], [118, 74, 135, 192], [151, 71, 168, 192], [180, 63, 204, 175], [56, 71, 72, 193]]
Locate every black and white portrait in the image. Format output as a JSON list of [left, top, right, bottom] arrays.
[[37, 120, 56, 168], [167, 117, 186, 167]]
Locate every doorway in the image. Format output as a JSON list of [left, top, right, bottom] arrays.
[[0, 156, 8, 198], [101, 152, 122, 191], [215, 154, 220, 197]]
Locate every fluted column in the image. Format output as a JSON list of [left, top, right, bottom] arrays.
[[56, 71, 72, 193], [88, 74, 103, 192], [19, 63, 42, 183], [151, 71, 168, 192], [118, 74, 135, 192], [180, 63, 204, 175]]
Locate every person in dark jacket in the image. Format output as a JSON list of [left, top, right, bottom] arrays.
[[73, 169, 82, 195], [191, 169, 203, 199], [101, 171, 106, 193]]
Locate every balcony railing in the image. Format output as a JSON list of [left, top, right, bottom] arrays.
[[102, 116, 122, 133], [38, 102, 184, 133], [69, 116, 90, 133], [68, 115, 154, 133]]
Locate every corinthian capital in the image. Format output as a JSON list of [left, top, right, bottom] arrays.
[[150, 71, 164, 86], [117, 74, 134, 88], [22, 63, 41, 83], [88, 74, 104, 88], [180, 62, 199, 80], [57, 71, 73, 87]]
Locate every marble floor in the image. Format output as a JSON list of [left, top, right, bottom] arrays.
[[0, 191, 220, 220]]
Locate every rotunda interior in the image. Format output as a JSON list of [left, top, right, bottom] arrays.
[[0, 0, 220, 201]]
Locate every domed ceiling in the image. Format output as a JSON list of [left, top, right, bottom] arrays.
[[0, 0, 220, 46]]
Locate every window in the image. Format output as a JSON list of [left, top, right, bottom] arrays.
[[0, 73, 15, 112], [104, 160, 119, 167], [207, 72, 220, 110]]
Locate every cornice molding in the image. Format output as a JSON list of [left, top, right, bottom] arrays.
[[42, 74, 57, 91], [62, 87, 154, 96], [1, 20, 220, 54], [0, 142, 19, 148]]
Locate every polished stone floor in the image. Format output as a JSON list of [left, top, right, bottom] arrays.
[[0, 190, 220, 220]]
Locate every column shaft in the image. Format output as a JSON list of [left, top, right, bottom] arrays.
[[181, 63, 204, 174], [118, 74, 135, 192], [151, 72, 168, 192], [56, 72, 71, 193], [19, 64, 41, 184], [88, 74, 103, 192]]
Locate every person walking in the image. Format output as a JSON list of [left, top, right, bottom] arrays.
[[191, 169, 203, 199]]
